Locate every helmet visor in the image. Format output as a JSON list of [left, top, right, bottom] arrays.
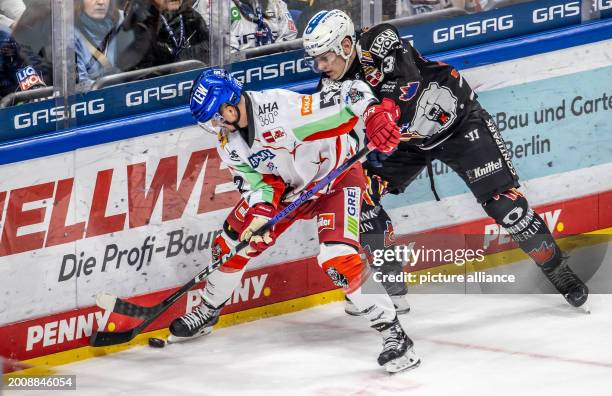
[[309, 51, 341, 74], [198, 105, 236, 134]]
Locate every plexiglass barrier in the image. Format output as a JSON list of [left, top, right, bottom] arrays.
[[0, 0, 608, 136]]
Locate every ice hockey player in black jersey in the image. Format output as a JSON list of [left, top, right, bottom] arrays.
[[302, 9, 588, 308]]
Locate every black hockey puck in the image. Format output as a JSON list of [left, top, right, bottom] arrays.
[[148, 337, 166, 348]]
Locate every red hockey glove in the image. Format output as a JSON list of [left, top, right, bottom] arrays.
[[240, 203, 278, 257], [363, 98, 401, 154]]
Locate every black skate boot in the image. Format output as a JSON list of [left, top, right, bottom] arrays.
[[373, 317, 420, 373], [540, 258, 589, 308], [168, 299, 222, 343]]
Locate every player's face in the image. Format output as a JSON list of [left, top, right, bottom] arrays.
[[313, 51, 346, 80], [211, 104, 238, 133]]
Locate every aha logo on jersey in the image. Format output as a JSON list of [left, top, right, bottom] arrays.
[[248, 149, 276, 168]]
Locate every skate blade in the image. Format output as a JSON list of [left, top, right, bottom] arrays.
[[577, 303, 591, 315], [345, 303, 368, 316], [345, 308, 368, 316], [395, 306, 411, 315], [345, 305, 411, 316], [384, 351, 421, 374], [167, 327, 213, 344], [390, 296, 411, 316]]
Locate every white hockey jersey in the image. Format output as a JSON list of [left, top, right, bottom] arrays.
[[216, 80, 376, 208], [230, 0, 297, 53]]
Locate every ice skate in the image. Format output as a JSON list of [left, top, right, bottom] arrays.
[[541, 258, 589, 309], [168, 300, 222, 343], [374, 318, 421, 373], [345, 295, 410, 316]]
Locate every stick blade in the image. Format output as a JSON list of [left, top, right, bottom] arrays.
[[96, 293, 117, 312], [90, 328, 138, 347], [96, 293, 158, 319]]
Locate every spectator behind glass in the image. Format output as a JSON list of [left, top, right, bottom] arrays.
[[0, 24, 47, 103], [285, 0, 360, 37], [0, 0, 25, 29], [129, 0, 210, 70], [230, 0, 297, 53], [75, 0, 123, 88], [11, 0, 52, 85], [0, 24, 21, 97], [395, 0, 471, 16]]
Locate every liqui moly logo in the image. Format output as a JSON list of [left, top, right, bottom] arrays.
[[16, 66, 45, 91]]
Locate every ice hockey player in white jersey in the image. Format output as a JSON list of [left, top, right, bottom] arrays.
[[169, 67, 420, 373]]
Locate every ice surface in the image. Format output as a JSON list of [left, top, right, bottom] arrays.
[[6, 292, 611, 396]]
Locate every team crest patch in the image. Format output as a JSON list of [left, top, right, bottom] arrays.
[[399, 82, 420, 101], [364, 66, 383, 87], [234, 200, 250, 222], [325, 267, 349, 288], [262, 128, 286, 143]]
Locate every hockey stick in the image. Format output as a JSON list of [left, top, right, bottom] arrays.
[[90, 144, 372, 347]]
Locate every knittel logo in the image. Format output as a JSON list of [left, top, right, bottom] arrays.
[[466, 158, 503, 182]]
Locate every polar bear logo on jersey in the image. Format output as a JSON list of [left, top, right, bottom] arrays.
[[408, 82, 458, 138]]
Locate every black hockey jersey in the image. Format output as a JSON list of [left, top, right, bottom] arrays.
[[320, 23, 477, 150]]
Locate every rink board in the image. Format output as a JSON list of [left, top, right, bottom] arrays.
[[1, 40, 611, 368], [2, 193, 610, 372]]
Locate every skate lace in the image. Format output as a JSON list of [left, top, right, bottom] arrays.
[[545, 264, 578, 294], [181, 305, 216, 331], [382, 324, 402, 353]]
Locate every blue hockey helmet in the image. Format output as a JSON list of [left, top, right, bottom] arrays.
[[189, 68, 243, 124]]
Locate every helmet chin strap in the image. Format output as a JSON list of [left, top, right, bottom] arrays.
[[230, 105, 242, 131], [337, 44, 355, 80]]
